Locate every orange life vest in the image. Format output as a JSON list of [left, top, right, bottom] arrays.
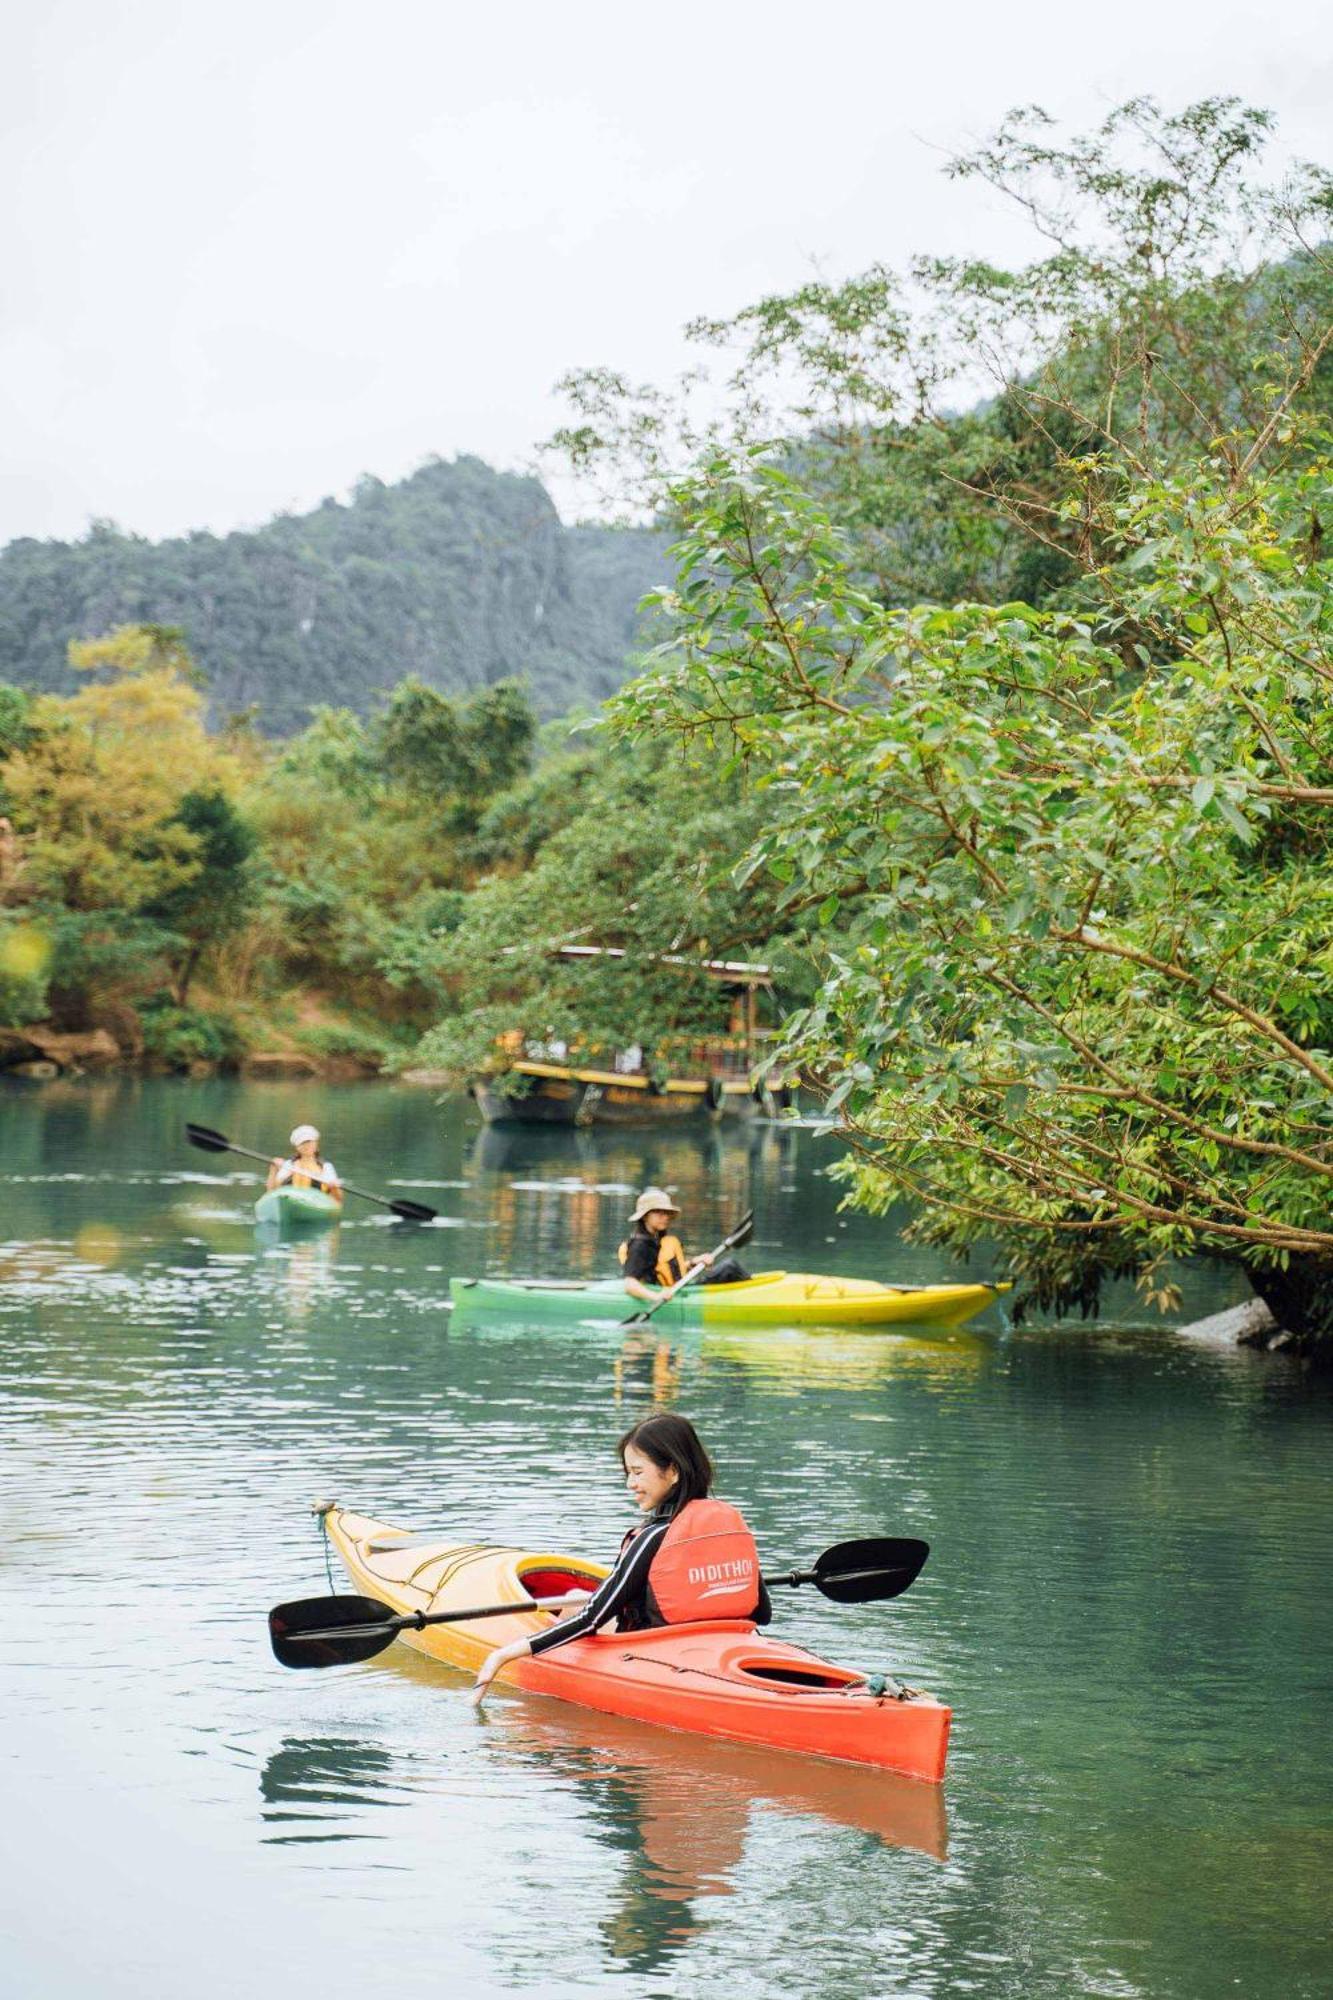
[[647, 1498, 762, 1624], [618, 1232, 687, 1288]]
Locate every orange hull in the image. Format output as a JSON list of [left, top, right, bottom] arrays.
[[322, 1506, 950, 1785]]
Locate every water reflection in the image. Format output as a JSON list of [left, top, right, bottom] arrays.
[[498, 1705, 946, 1977], [612, 1332, 683, 1407], [255, 1226, 342, 1321], [700, 1327, 989, 1390], [469, 1120, 770, 1282], [259, 1736, 402, 1844]]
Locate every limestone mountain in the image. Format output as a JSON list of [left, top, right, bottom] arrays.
[[0, 456, 668, 730]]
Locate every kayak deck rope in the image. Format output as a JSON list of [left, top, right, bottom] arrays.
[[315, 1504, 337, 1595]]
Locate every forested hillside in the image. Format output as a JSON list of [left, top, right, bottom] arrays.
[[0, 456, 668, 730]]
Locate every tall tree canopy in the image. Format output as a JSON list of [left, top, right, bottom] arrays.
[[555, 97, 1333, 1348]]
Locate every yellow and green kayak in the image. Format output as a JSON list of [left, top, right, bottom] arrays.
[[450, 1270, 1009, 1330]]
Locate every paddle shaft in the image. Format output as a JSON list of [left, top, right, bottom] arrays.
[[622, 1211, 753, 1326], [276, 1542, 923, 1650], [304, 1592, 591, 1645], [186, 1125, 436, 1221]]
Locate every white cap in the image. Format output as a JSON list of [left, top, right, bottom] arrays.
[[290, 1124, 320, 1147]]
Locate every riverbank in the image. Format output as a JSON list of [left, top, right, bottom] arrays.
[[0, 989, 406, 1084]]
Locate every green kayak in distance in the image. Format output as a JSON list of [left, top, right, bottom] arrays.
[[254, 1185, 343, 1230], [450, 1271, 1010, 1331]]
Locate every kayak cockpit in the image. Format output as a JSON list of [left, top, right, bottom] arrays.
[[736, 1660, 864, 1689], [518, 1563, 604, 1599]]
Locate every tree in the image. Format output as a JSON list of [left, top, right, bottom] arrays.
[[554, 98, 1333, 607], [569, 100, 1333, 1350], [0, 684, 35, 768], [1, 624, 223, 911], [622, 444, 1333, 1347], [375, 678, 536, 831], [142, 789, 257, 1003], [402, 734, 803, 1084]]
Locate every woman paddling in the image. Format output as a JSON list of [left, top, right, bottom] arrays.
[[619, 1188, 749, 1305], [266, 1124, 343, 1205], [471, 1413, 770, 1707]]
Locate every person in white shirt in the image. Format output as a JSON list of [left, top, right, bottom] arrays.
[[266, 1124, 343, 1204]]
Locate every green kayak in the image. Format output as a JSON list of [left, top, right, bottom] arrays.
[[450, 1271, 1009, 1331], [254, 1185, 342, 1230]]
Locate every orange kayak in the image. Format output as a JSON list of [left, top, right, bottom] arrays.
[[321, 1505, 950, 1785]]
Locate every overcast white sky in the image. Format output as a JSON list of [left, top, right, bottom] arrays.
[[3, 0, 1331, 546]]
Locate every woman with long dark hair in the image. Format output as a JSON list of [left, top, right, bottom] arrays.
[[471, 1413, 770, 1706]]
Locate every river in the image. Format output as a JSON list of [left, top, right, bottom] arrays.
[[1, 1076, 1329, 1999]]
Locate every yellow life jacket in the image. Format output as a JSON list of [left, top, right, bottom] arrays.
[[618, 1232, 687, 1288], [285, 1158, 340, 1197]]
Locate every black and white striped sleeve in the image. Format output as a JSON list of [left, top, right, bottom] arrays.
[[528, 1518, 670, 1656]]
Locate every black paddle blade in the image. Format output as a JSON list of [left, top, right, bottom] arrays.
[[810, 1537, 930, 1604], [185, 1122, 231, 1154], [385, 1197, 437, 1224], [269, 1593, 403, 1670]]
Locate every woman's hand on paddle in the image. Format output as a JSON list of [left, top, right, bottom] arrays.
[[548, 1589, 590, 1624]]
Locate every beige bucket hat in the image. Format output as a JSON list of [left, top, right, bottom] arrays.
[[628, 1186, 681, 1224]]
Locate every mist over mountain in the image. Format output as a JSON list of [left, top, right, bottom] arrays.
[[0, 456, 669, 730]]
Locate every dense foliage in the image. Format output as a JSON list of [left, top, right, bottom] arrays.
[[0, 629, 551, 1062], [554, 97, 1333, 1347], [0, 457, 667, 732], [404, 733, 813, 1084], [630, 452, 1333, 1339]]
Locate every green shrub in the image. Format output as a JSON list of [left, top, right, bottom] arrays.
[[138, 995, 244, 1069], [300, 1020, 403, 1067]]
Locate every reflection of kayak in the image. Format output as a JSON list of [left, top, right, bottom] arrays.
[[254, 1186, 341, 1229], [322, 1506, 950, 1783], [702, 1326, 987, 1388], [488, 1699, 949, 1861], [451, 1270, 1008, 1329]]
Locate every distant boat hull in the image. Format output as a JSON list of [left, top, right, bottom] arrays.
[[471, 1060, 761, 1127]]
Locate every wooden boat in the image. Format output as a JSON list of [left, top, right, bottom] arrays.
[[471, 1060, 758, 1127], [470, 949, 782, 1128]]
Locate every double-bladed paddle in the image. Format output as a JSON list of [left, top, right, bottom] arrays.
[[620, 1210, 755, 1326], [268, 1534, 929, 1669], [185, 1123, 438, 1223]]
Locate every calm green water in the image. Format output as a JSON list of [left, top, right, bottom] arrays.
[[1, 1076, 1330, 2000]]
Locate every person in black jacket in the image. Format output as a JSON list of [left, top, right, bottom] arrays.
[[620, 1188, 750, 1305], [470, 1413, 770, 1706]]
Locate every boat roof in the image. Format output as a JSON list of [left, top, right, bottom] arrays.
[[552, 944, 773, 988]]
